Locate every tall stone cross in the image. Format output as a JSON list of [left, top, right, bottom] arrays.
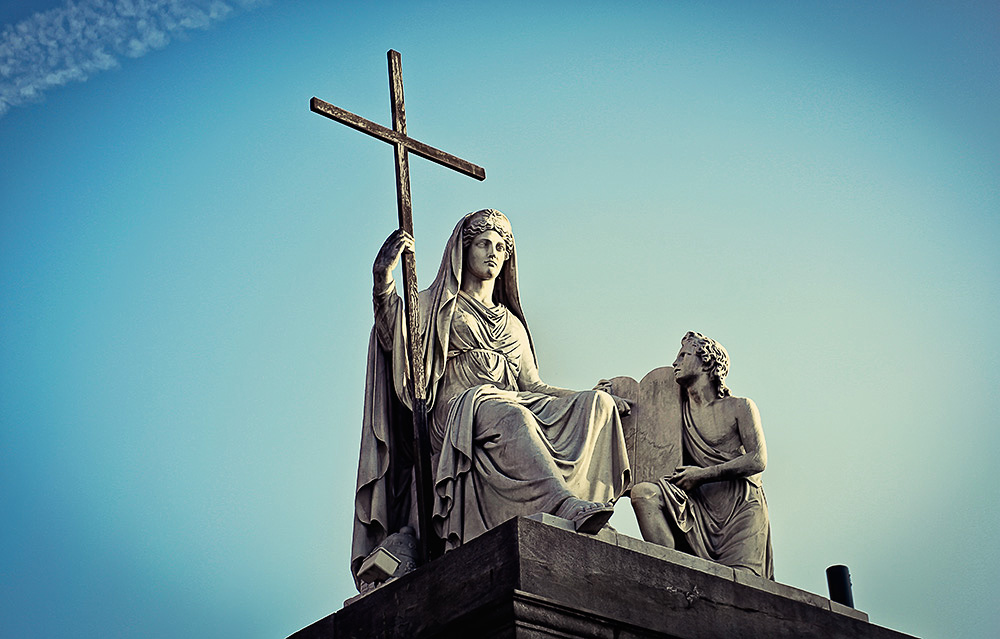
[[310, 49, 486, 563]]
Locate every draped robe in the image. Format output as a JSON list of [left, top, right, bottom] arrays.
[[656, 396, 774, 578], [351, 214, 630, 586]]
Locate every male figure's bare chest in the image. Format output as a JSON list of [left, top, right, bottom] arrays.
[[687, 402, 743, 452]]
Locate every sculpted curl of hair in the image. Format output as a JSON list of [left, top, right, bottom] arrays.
[[681, 331, 731, 398], [462, 208, 515, 254]]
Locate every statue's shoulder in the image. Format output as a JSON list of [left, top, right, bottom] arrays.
[[718, 394, 758, 420], [504, 305, 527, 332]]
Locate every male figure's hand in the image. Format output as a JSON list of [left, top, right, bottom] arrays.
[[669, 465, 706, 492]]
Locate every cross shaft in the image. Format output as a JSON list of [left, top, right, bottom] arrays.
[[311, 49, 485, 565]]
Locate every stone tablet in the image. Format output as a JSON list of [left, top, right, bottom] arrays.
[[608, 366, 683, 489]]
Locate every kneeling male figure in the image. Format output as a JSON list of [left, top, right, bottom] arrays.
[[631, 331, 773, 579]]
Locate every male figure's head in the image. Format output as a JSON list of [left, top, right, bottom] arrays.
[[672, 331, 731, 398]]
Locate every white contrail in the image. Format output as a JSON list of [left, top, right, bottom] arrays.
[[0, 0, 266, 118]]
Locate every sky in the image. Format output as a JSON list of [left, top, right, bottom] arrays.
[[1, 1, 997, 637]]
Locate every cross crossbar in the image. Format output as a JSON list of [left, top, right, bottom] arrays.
[[309, 97, 486, 181]]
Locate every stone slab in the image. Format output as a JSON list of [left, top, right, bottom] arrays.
[[356, 547, 400, 584], [525, 512, 575, 532], [288, 516, 915, 638], [610, 368, 684, 489]]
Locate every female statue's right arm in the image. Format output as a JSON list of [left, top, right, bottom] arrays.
[[372, 229, 414, 351]]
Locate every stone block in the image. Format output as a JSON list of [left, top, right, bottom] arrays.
[[615, 531, 736, 581], [525, 512, 575, 532], [288, 516, 914, 639], [732, 567, 829, 608], [831, 599, 870, 622], [355, 547, 400, 584]]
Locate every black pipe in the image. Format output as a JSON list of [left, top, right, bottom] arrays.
[[826, 564, 854, 608]]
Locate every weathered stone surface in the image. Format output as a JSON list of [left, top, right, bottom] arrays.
[[609, 368, 684, 489], [356, 547, 399, 584], [832, 599, 871, 622], [733, 567, 834, 612], [288, 516, 914, 638], [525, 512, 575, 532], [613, 528, 736, 581], [635, 366, 683, 484]]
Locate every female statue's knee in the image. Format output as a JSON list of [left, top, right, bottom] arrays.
[[481, 400, 534, 432], [592, 389, 616, 413]]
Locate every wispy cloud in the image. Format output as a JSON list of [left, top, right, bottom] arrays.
[[0, 0, 265, 118]]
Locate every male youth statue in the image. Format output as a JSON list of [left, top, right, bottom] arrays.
[[630, 332, 773, 578]]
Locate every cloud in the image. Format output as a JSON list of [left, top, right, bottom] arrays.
[[0, 0, 266, 118]]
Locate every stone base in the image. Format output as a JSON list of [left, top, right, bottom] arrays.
[[289, 516, 916, 638]]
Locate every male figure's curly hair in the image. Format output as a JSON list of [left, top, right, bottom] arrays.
[[681, 331, 731, 398]]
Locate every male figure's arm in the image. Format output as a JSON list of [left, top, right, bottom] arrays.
[[670, 397, 767, 490]]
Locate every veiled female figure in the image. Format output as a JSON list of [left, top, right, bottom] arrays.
[[352, 209, 630, 586]]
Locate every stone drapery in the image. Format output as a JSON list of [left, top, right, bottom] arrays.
[[351, 212, 630, 586]]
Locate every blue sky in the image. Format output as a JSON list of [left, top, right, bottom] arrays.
[[2, 1, 998, 637]]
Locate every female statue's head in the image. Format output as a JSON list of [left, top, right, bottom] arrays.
[[680, 331, 731, 398], [461, 209, 515, 282], [462, 209, 514, 253], [435, 207, 532, 356]]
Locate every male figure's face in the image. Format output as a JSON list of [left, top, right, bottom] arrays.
[[672, 342, 705, 385], [465, 230, 508, 282]]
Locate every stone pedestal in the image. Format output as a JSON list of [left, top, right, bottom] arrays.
[[289, 516, 915, 638]]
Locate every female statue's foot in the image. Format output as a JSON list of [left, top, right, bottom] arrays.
[[554, 497, 616, 534]]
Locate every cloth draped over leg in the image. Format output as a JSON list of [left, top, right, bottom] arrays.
[[435, 380, 627, 550], [656, 396, 774, 578], [351, 212, 630, 586]]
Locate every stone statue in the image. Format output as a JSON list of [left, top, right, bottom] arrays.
[[630, 332, 773, 578], [351, 208, 631, 589]]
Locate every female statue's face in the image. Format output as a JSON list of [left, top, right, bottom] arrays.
[[464, 230, 508, 282]]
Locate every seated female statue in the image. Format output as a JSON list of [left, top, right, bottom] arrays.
[[352, 209, 630, 586]]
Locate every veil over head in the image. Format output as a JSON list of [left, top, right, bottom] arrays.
[[415, 209, 535, 410], [354, 210, 531, 582]]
